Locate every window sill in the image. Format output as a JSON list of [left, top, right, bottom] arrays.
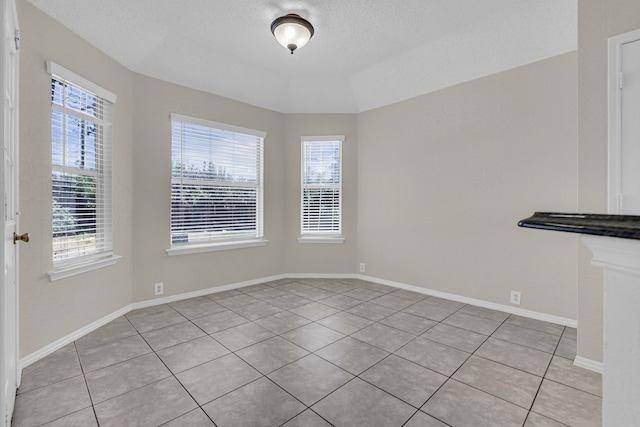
[[48, 254, 122, 282], [166, 239, 268, 256], [297, 236, 345, 244]]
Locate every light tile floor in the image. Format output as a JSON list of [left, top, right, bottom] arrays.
[[12, 278, 602, 427]]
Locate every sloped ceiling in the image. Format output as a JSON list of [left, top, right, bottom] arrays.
[[27, 0, 577, 113]]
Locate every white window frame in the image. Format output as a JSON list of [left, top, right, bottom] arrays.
[[167, 114, 267, 256], [46, 62, 120, 281], [298, 135, 345, 244]]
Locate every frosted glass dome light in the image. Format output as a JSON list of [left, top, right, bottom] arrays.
[[271, 14, 314, 54]]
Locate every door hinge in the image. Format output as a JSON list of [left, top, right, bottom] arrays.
[[619, 72, 624, 89], [14, 29, 20, 51]]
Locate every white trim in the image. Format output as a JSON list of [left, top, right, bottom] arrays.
[[355, 274, 578, 327], [581, 235, 640, 276], [301, 135, 345, 142], [580, 235, 640, 424], [609, 33, 623, 213], [166, 239, 268, 256], [131, 274, 286, 309], [608, 28, 640, 214], [169, 116, 265, 247], [574, 356, 604, 374], [2, 2, 21, 423], [286, 273, 357, 279], [46, 61, 117, 104], [297, 236, 345, 244], [50, 69, 115, 270], [301, 137, 344, 236], [18, 274, 287, 369], [170, 113, 266, 138], [19, 305, 130, 370], [47, 254, 121, 282], [19, 271, 580, 374]]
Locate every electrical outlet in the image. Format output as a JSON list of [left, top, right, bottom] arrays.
[[510, 290, 521, 305], [154, 282, 163, 296], [359, 263, 365, 273]]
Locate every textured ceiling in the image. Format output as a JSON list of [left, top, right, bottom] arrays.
[[27, 0, 577, 113]]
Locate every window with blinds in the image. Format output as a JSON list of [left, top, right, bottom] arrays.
[[51, 69, 114, 265], [170, 114, 265, 246], [301, 136, 343, 235]]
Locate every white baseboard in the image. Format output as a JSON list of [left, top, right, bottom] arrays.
[[19, 274, 288, 369], [131, 273, 359, 311], [574, 356, 604, 374], [131, 274, 287, 310], [19, 305, 132, 370], [285, 273, 358, 279], [356, 274, 578, 328], [20, 271, 581, 371]]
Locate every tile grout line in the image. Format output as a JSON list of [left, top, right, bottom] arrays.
[[415, 308, 507, 424], [15, 279, 590, 427], [521, 326, 567, 426], [102, 300, 571, 426], [414, 308, 583, 423], [156, 285, 361, 425]]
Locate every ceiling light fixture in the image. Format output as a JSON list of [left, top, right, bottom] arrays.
[[270, 14, 314, 55]]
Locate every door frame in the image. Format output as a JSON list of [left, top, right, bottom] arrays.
[[1, 0, 19, 425], [608, 28, 640, 213]]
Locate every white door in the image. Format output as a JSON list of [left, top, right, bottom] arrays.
[[609, 30, 640, 214], [1, 0, 19, 426]]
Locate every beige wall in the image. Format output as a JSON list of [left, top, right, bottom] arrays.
[[577, 1, 640, 362], [283, 114, 358, 274], [131, 75, 286, 302], [357, 52, 579, 319], [18, 1, 597, 363], [18, 1, 134, 356]]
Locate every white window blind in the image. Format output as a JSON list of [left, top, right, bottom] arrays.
[[170, 114, 265, 246], [50, 68, 114, 265], [301, 136, 343, 235]]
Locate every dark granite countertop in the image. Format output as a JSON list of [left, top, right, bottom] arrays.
[[518, 212, 640, 240]]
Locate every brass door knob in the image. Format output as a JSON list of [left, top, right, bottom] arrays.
[[13, 232, 29, 244]]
